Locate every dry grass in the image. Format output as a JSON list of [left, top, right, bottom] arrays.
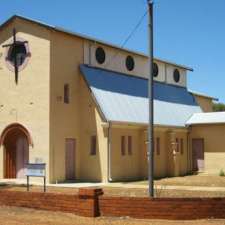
[[103, 187, 225, 198], [0, 183, 79, 195], [103, 174, 225, 198], [0, 206, 225, 225], [154, 174, 225, 187], [1, 174, 225, 198], [1, 183, 225, 198], [124, 174, 225, 187]]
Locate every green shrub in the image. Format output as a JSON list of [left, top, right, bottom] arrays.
[[213, 102, 225, 112], [219, 169, 225, 176]]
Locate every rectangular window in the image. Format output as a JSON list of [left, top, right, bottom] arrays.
[[156, 137, 160, 155], [90, 135, 97, 155], [65, 139, 76, 180], [176, 138, 179, 153], [121, 136, 126, 156], [64, 84, 70, 104], [180, 138, 184, 155], [128, 136, 132, 155]]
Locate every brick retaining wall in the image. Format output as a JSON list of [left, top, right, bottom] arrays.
[[0, 188, 103, 217], [99, 196, 225, 220], [1, 188, 225, 220]]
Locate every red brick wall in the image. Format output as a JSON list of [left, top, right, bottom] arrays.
[[0, 188, 103, 217], [1, 189, 225, 220], [0, 190, 79, 213], [99, 196, 225, 220]]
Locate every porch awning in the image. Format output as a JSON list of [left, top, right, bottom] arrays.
[[186, 112, 225, 125]]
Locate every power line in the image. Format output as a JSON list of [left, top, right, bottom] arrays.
[[102, 9, 148, 69], [120, 10, 148, 49]]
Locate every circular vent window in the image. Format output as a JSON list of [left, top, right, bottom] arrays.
[[173, 69, 180, 83], [8, 42, 27, 66], [95, 47, 106, 64], [5, 38, 31, 72], [153, 63, 159, 77], [126, 55, 135, 71]]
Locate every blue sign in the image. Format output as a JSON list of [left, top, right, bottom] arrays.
[[26, 163, 46, 192], [26, 163, 46, 177]]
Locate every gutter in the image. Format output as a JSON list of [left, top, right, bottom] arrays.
[[107, 121, 113, 182]]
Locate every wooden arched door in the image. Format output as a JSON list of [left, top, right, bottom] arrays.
[[4, 130, 29, 178], [0, 124, 32, 179]]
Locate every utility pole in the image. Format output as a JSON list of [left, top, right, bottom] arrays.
[[147, 0, 154, 197]]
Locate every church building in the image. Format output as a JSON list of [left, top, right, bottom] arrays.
[[0, 15, 225, 183]]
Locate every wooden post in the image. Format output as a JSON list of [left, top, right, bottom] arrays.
[[78, 188, 103, 217], [27, 176, 29, 192]]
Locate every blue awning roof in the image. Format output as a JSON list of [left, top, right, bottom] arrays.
[[80, 65, 202, 127]]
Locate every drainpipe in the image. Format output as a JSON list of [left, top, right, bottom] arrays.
[[107, 122, 112, 182], [187, 130, 189, 173], [187, 126, 191, 173]]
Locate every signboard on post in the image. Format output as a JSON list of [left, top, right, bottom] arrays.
[[26, 163, 46, 192]]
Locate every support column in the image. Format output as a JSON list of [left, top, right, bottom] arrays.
[[168, 131, 180, 177]]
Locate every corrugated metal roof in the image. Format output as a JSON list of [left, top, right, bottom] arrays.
[[186, 112, 225, 125], [80, 65, 202, 127], [188, 90, 218, 101]]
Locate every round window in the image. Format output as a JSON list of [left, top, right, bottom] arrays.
[[95, 47, 106, 64], [8, 42, 27, 66], [173, 69, 180, 83], [126, 55, 135, 71], [153, 63, 159, 77]]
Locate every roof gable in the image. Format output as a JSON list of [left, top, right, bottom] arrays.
[[0, 15, 193, 71]]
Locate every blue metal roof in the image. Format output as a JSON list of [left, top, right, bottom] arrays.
[[80, 65, 202, 127]]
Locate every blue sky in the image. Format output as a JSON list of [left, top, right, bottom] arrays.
[[1, 0, 225, 102]]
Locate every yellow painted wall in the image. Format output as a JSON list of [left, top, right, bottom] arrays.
[[189, 124, 225, 174], [141, 127, 189, 179], [193, 95, 213, 112], [78, 78, 108, 182], [174, 130, 189, 176], [110, 126, 143, 181], [0, 18, 51, 180], [49, 31, 108, 183], [110, 126, 190, 181], [140, 128, 168, 179], [49, 31, 83, 183]]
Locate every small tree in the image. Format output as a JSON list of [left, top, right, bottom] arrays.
[[219, 169, 225, 177], [213, 102, 225, 112]]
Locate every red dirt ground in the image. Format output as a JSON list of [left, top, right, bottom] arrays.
[[1, 206, 225, 225]]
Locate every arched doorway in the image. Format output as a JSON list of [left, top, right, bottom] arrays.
[[0, 123, 33, 179]]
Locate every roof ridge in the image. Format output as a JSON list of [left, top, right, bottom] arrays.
[[0, 15, 193, 71]]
